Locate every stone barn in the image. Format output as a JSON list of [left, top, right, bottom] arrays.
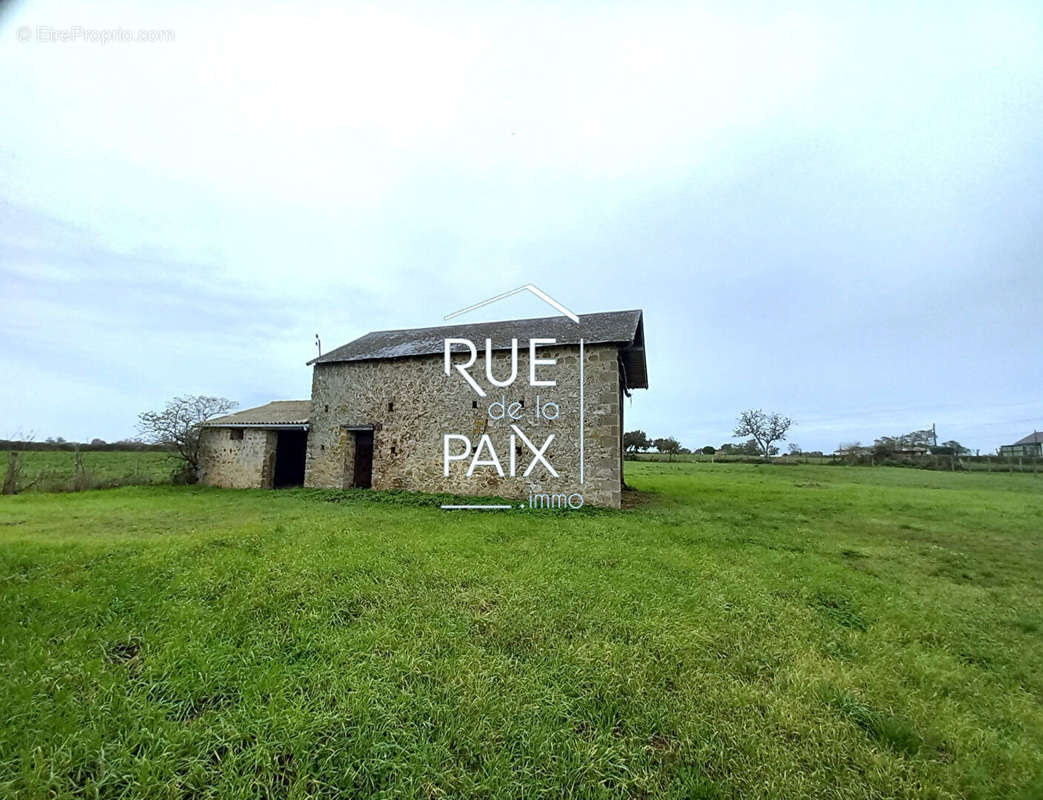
[[199, 401, 310, 489], [199, 310, 647, 507], [304, 310, 646, 507]]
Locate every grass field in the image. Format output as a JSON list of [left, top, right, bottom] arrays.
[[1, 450, 174, 492], [1, 463, 1041, 798]]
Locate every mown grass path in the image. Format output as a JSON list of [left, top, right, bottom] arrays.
[[1, 463, 1041, 798]]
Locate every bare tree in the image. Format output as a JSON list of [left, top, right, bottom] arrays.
[[137, 395, 237, 480], [733, 409, 793, 458]]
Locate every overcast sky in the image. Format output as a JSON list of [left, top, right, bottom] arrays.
[[2, 0, 1041, 453]]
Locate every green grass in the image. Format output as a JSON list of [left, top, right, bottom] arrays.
[[1, 450, 174, 492], [1, 463, 1041, 799]]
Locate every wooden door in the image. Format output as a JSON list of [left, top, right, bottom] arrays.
[[352, 430, 374, 488]]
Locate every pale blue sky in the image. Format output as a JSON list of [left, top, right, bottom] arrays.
[[2, 0, 1041, 452]]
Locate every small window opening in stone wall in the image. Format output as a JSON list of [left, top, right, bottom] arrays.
[[324, 405, 329, 412], [388, 401, 394, 412], [519, 398, 525, 407], [391, 445, 397, 455], [230, 429, 244, 441], [472, 400, 478, 409]]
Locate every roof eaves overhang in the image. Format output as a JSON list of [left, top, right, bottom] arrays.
[[308, 309, 645, 366], [619, 313, 648, 390], [203, 423, 310, 430]]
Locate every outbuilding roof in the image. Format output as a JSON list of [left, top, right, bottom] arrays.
[[1013, 431, 1043, 445], [204, 400, 310, 428], [309, 310, 648, 389]]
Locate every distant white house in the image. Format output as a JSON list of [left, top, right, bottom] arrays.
[[999, 431, 1043, 458]]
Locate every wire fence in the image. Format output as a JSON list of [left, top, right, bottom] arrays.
[[831, 453, 1043, 473], [626, 452, 1043, 473]]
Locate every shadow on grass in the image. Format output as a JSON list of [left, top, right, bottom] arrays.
[[288, 487, 621, 515]]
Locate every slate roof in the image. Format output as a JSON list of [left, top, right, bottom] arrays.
[[1013, 431, 1043, 445], [204, 400, 310, 428], [308, 310, 648, 389]]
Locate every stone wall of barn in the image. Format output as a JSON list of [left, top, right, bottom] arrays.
[[198, 427, 276, 489], [303, 343, 624, 507]]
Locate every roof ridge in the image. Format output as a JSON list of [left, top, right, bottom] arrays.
[[205, 399, 311, 427], [305, 308, 648, 389], [357, 308, 643, 338]]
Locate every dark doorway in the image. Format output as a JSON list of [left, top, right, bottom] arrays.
[[273, 430, 307, 488], [352, 430, 374, 488]]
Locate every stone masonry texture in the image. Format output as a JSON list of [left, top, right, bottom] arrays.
[[199, 427, 277, 489], [303, 343, 625, 507]]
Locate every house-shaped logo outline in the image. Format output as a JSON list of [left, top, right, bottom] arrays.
[[443, 284, 580, 324]]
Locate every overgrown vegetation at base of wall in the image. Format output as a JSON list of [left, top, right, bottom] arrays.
[[1, 450, 176, 494]]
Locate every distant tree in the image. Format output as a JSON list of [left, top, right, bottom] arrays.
[[623, 430, 652, 453], [701, 446, 716, 455], [875, 428, 935, 453], [873, 428, 941, 456], [721, 440, 771, 456], [901, 428, 936, 447], [137, 395, 237, 480], [941, 440, 970, 455], [788, 442, 802, 455], [718, 441, 754, 456], [733, 409, 792, 458], [653, 437, 682, 461], [873, 436, 897, 456], [90, 438, 106, 446]]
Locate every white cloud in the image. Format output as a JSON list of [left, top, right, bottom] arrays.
[[2, 0, 1041, 447]]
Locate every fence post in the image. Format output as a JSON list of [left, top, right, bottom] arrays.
[[987, 456, 991, 472], [1009, 456, 1014, 473], [2, 452, 19, 495]]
